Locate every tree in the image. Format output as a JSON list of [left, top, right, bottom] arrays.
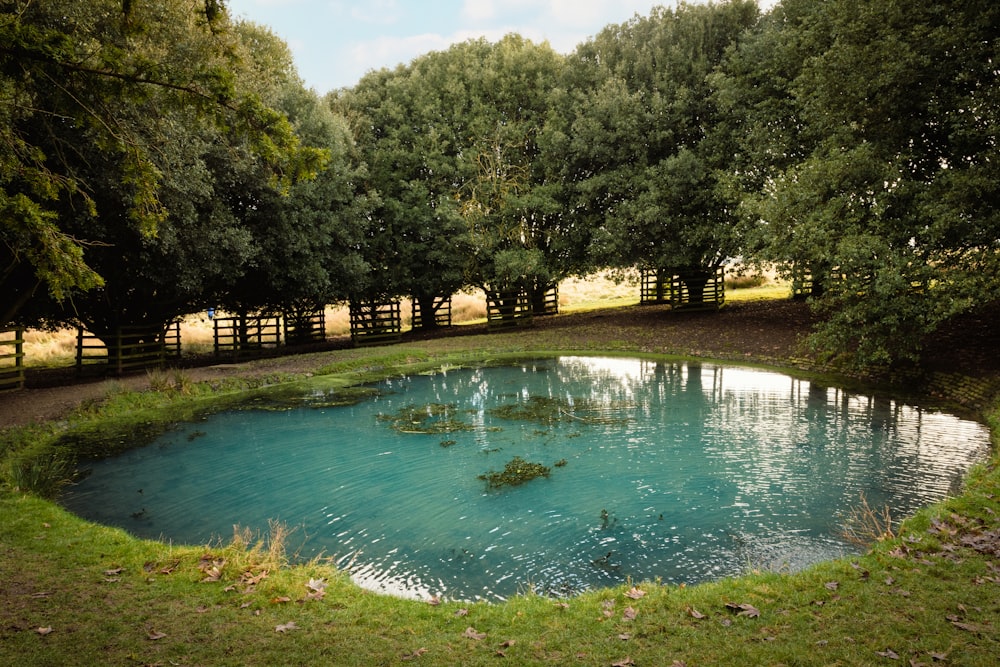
[[336, 36, 565, 325], [211, 23, 370, 320], [543, 2, 760, 303], [333, 49, 477, 325], [0, 0, 316, 327], [455, 35, 566, 312], [725, 0, 1000, 367]]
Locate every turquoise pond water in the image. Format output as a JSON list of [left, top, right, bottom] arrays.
[[62, 357, 991, 601]]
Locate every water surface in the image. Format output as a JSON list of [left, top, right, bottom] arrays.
[[62, 357, 991, 601]]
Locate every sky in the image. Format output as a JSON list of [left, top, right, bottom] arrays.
[[225, 0, 777, 94]]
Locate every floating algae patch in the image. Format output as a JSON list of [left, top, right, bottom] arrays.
[[377, 403, 476, 434], [488, 395, 630, 426], [478, 456, 551, 489], [238, 385, 383, 411]]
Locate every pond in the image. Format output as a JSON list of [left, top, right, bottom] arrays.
[[61, 357, 991, 601]]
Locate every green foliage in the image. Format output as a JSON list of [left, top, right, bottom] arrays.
[[723, 0, 1000, 368], [549, 1, 759, 280], [1, 0, 328, 329]]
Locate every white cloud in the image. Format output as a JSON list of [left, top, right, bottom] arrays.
[[460, 0, 498, 22], [348, 0, 404, 24]]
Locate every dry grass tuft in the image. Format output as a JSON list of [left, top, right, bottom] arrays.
[[839, 491, 896, 547]]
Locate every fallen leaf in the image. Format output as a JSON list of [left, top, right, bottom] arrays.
[[104, 567, 124, 576], [554, 602, 569, 610], [624, 586, 646, 599], [875, 649, 900, 659], [618, 633, 631, 640], [825, 581, 839, 591], [463, 627, 486, 640], [271, 596, 291, 604], [670, 662, 687, 667], [275, 621, 298, 633], [196, 606, 210, 613], [622, 606, 637, 620], [611, 658, 635, 667], [949, 620, 983, 633], [402, 648, 428, 661], [687, 606, 706, 619], [499, 639, 516, 648], [725, 602, 760, 618], [200, 567, 223, 583], [241, 569, 269, 586], [35, 627, 53, 636], [427, 595, 441, 606], [929, 652, 948, 661], [30, 592, 51, 599], [454, 608, 469, 617], [147, 630, 167, 641]]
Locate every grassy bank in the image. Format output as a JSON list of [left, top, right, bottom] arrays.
[[2, 307, 998, 666]]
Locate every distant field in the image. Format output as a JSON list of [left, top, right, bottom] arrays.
[[19, 271, 788, 368]]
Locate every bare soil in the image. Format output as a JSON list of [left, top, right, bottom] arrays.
[[2, 298, 998, 428]]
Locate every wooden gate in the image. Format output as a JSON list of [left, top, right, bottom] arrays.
[[349, 299, 402, 346], [411, 296, 452, 329], [640, 268, 669, 304], [76, 321, 181, 375], [669, 267, 726, 310], [486, 290, 533, 330], [283, 309, 326, 345], [213, 315, 281, 358]]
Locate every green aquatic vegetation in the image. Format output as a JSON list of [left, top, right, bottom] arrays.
[[377, 403, 475, 434], [488, 394, 630, 426], [478, 456, 551, 489], [236, 386, 382, 411]]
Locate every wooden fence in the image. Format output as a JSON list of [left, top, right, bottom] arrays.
[[411, 296, 452, 329], [640, 268, 670, 304], [213, 316, 281, 358], [669, 267, 726, 310], [791, 266, 814, 299], [0, 328, 25, 391], [350, 299, 402, 346], [641, 268, 726, 310], [283, 309, 326, 345], [533, 285, 559, 316], [76, 322, 181, 375], [486, 290, 533, 330]]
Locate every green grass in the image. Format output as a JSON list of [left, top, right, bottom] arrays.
[[2, 315, 998, 666]]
